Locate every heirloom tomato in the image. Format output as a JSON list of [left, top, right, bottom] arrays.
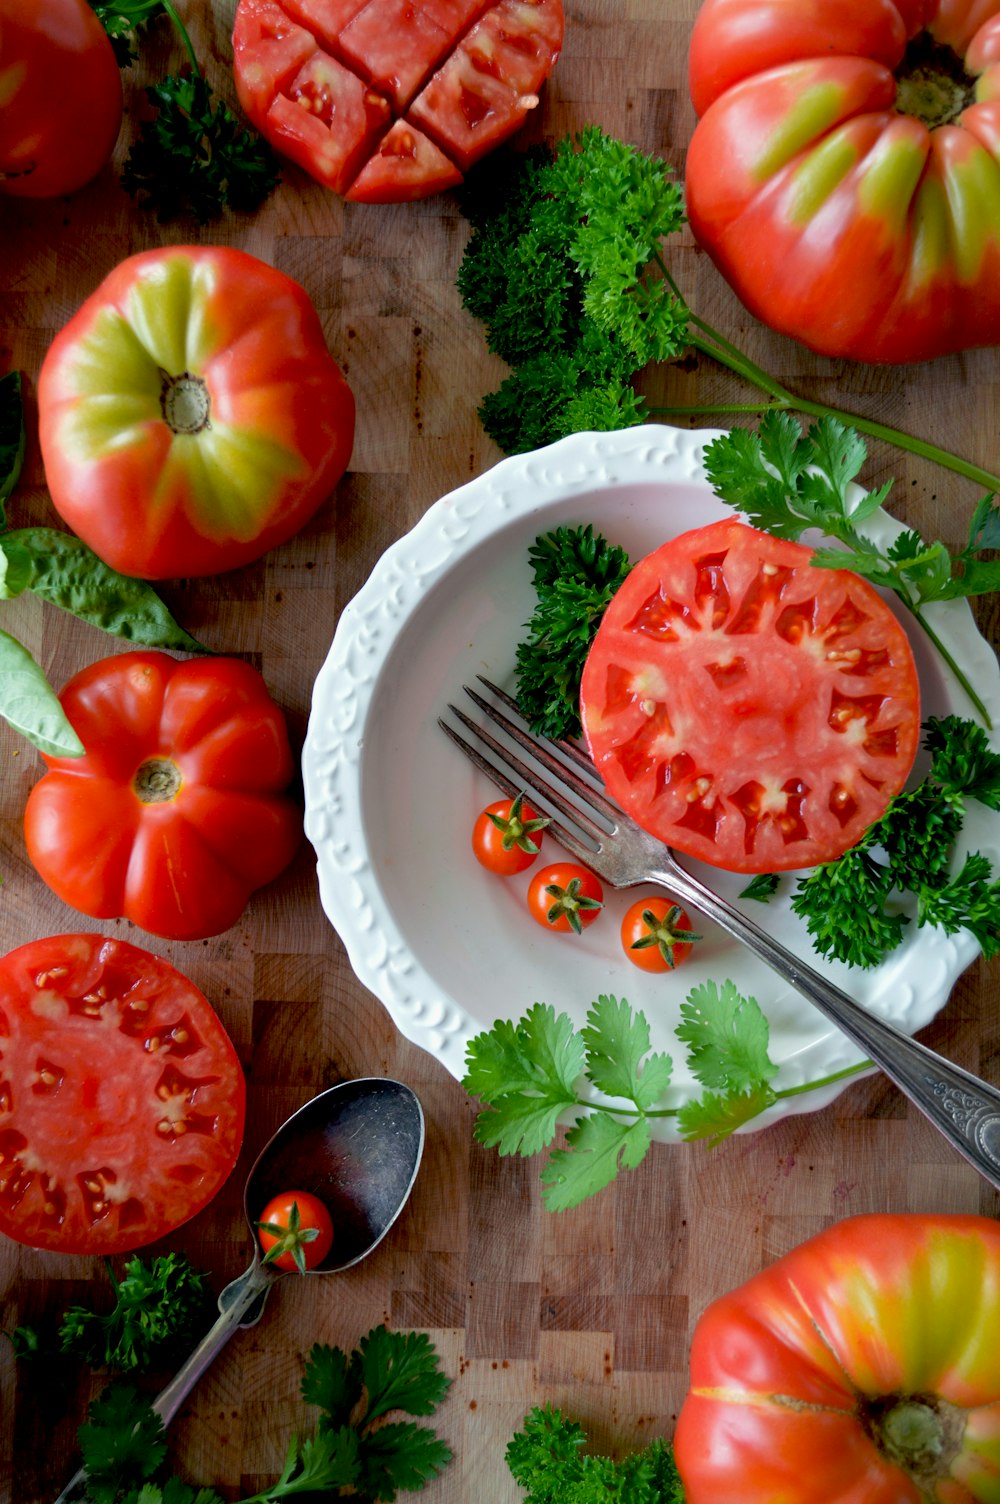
[[37, 246, 355, 579], [257, 1189, 334, 1272], [231, 0, 564, 202], [0, 933, 245, 1255], [579, 519, 920, 874], [674, 1213, 1000, 1504], [686, 0, 1000, 362], [0, 0, 122, 198], [23, 651, 302, 942]]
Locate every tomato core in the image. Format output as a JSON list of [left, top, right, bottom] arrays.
[[894, 34, 976, 128], [159, 369, 211, 435], [134, 757, 182, 804], [863, 1394, 963, 1488]]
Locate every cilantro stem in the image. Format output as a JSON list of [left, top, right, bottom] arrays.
[[909, 609, 992, 725], [578, 1056, 874, 1120], [772, 1059, 873, 1100]]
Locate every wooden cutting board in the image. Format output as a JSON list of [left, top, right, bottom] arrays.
[[2, 1, 1000, 1500]]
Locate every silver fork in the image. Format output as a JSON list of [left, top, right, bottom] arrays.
[[440, 676, 1000, 1191]]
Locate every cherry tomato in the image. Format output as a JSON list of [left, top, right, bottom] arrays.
[[527, 862, 604, 934], [231, 0, 564, 202], [580, 518, 920, 874], [0, 0, 122, 199], [620, 897, 701, 972], [0, 933, 245, 1255], [256, 1189, 334, 1273], [472, 792, 550, 876]]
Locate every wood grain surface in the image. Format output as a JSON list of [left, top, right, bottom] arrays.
[[2, 2, 1000, 1500]]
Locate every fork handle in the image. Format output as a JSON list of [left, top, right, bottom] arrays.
[[649, 859, 1000, 1188]]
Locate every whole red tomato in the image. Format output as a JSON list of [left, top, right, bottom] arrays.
[[37, 246, 355, 579], [0, 0, 122, 198], [674, 1213, 1000, 1504], [257, 1189, 335, 1273], [232, 0, 564, 202], [620, 897, 699, 971], [686, 0, 1000, 362], [23, 651, 302, 941], [472, 793, 550, 876], [526, 862, 604, 934], [0, 933, 245, 1254]]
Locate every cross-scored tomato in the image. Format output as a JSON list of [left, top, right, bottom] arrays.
[[232, 0, 563, 201], [0, 934, 245, 1255], [674, 1213, 1000, 1504], [0, 0, 123, 199], [23, 652, 302, 942], [580, 519, 920, 874], [37, 245, 355, 580], [686, 0, 1000, 362]]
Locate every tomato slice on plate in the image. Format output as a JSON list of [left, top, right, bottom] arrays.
[[0, 935, 246, 1255], [580, 519, 921, 874]]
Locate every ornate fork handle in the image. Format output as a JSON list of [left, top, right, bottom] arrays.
[[651, 852, 1000, 1187]]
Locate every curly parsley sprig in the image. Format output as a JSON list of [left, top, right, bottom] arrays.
[[89, 0, 280, 220], [506, 1405, 685, 1504], [457, 127, 1000, 495]]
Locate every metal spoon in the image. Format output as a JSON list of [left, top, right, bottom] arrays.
[[55, 1076, 425, 1502]]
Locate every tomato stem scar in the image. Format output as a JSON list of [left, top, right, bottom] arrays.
[[159, 369, 211, 435], [134, 758, 182, 804]]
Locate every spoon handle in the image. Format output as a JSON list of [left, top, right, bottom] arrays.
[[52, 1261, 276, 1503]]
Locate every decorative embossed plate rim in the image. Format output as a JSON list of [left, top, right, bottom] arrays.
[[302, 426, 1000, 1141]]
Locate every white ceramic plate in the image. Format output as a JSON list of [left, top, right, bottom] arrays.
[[302, 426, 1000, 1141]]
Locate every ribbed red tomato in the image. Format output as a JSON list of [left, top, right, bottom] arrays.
[[231, 0, 564, 202], [0, 934, 245, 1255], [580, 519, 921, 874]]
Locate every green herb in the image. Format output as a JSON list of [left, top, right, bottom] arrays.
[[90, 0, 280, 221], [514, 523, 631, 738], [0, 374, 207, 756], [703, 411, 1000, 723], [57, 1253, 213, 1372], [740, 873, 780, 903], [506, 1404, 685, 1503], [789, 715, 1000, 968], [464, 986, 814, 1208], [457, 126, 1000, 495], [78, 1324, 452, 1503]]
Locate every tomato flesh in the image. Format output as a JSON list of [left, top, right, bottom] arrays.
[[580, 519, 920, 874], [232, 0, 563, 201], [0, 935, 245, 1255]]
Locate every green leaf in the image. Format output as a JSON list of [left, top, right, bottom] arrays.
[[924, 714, 1000, 808], [0, 628, 84, 757], [79, 1384, 167, 1501], [0, 370, 26, 520], [540, 1111, 652, 1211], [677, 1083, 779, 1146], [581, 994, 673, 1110], [12, 528, 208, 652], [59, 1252, 212, 1371], [355, 1420, 453, 1502], [472, 1090, 573, 1158], [676, 981, 776, 1092], [301, 1341, 363, 1428], [739, 872, 780, 903], [0, 539, 32, 599], [354, 1324, 452, 1425], [463, 1003, 586, 1104]]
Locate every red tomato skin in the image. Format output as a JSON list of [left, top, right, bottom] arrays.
[[686, 0, 1000, 363], [580, 518, 920, 874], [257, 1189, 335, 1271], [674, 1213, 1000, 1504], [0, 933, 245, 1255], [526, 862, 604, 933], [23, 652, 302, 942], [472, 796, 547, 876], [0, 0, 122, 198], [232, 0, 563, 202], [37, 246, 356, 579], [620, 897, 695, 972]]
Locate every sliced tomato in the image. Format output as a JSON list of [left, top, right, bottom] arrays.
[[232, 0, 563, 200], [0, 934, 245, 1255], [580, 519, 921, 874], [346, 119, 462, 200]]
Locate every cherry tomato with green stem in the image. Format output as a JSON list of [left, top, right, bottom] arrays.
[[472, 792, 550, 876], [621, 896, 702, 972], [256, 1190, 334, 1273], [527, 862, 604, 935]]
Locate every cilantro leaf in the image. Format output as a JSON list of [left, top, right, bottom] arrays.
[[541, 1111, 653, 1211], [79, 1384, 167, 1502], [581, 994, 673, 1109], [676, 981, 776, 1093], [677, 1083, 779, 1146], [463, 1002, 585, 1153], [301, 1340, 363, 1428], [355, 1420, 453, 1501], [354, 1326, 452, 1424]]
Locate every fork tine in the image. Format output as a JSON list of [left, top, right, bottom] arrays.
[[475, 675, 602, 786], [438, 713, 602, 865], [462, 682, 625, 833]]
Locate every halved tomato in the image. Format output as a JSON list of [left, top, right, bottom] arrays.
[[0, 934, 245, 1255], [232, 0, 563, 201], [579, 519, 921, 874]]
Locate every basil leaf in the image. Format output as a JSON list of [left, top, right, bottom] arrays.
[[0, 629, 84, 757], [0, 371, 26, 522], [10, 528, 209, 653]]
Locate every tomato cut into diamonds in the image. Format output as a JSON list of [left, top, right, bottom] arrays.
[[232, 0, 563, 201], [580, 519, 921, 874], [0, 934, 245, 1255]]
